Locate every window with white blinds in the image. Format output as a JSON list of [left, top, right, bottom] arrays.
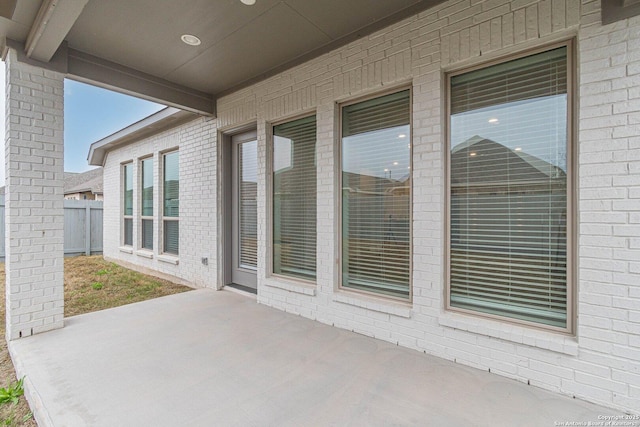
[[163, 151, 179, 255], [341, 90, 411, 299], [448, 45, 571, 329], [123, 163, 133, 246], [273, 116, 317, 280], [239, 140, 258, 269], [141, 157, 153, 250]]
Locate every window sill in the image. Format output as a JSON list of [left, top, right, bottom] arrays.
[[118, 246, 133, 254], [264, 277, 316, 296], [136, 250, 153, 259], [438, 312, 578, 356], [157, 254, 179, 265], [333, 292, 412, 318]]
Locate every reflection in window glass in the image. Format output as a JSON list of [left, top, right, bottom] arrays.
[[449, 46, 569, 328], [123, 163, 133, 246], [163, 152, 179, 217], [341, 90, 411, 299], [273, 116, 316, 280], [141, 158, 153, 250], [239, 141, 258, 268], [124, 163, 133, 216], [163, 152, 179, 255]]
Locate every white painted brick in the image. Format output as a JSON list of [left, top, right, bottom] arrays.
[[5, 48, 64, 341]]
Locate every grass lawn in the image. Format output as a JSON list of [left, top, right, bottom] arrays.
[[0, 256, 193, 426]]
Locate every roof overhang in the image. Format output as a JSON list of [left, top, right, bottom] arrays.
[[0, 0, 448, 116], [87, 107, 199, 166]]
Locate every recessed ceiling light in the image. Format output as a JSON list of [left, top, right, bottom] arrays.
[[240, 0, 256, 4], [470, 152, 477, 157], [515, 147, 522, 151], [181, 34, 201, 46], [398, 134, 407, 138], [488, 118, 499, 124], [393, 161, 398, 166]]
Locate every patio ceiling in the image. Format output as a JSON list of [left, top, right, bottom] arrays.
[[0, 0, 447, 115]]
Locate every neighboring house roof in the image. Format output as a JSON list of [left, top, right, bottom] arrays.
[[87, 107, 198, 166], [64, 168, 104, 196], [0, 169, 104, 197], [451, 135, 566, 186]]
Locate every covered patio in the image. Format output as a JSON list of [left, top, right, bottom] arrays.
[[10, 289, 620, 426], [3, 0, 640, 420]]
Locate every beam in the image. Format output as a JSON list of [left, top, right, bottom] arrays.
[[602, 0, 640, 24], [25, 0, 89, 62], [0, 0, 17, 20], [67, 49, 215, 116]]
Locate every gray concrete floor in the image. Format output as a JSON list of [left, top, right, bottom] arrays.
[[9, 289, 622, 427]]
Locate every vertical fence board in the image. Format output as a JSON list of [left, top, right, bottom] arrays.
[[90, 207, 103, 252]]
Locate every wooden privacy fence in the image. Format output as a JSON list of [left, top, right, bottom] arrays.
[[0, 196, 103, 259]]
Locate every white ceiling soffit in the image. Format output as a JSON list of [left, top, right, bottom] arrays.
[[1, 0, 448, 115]]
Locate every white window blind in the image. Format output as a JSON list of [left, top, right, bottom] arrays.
[[163, 151, 179, 255], [273, 116, 317, 280], [239, 141, 257, 268], [141, 157, 153, 250], [123, 163, 133, 246], [341, 90, 411, 299], [449, 46, 569, 328]]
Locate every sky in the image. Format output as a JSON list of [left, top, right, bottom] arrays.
[[0, 61, 165, 186]]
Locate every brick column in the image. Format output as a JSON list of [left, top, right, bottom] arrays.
[[4, 48, 65, 340]]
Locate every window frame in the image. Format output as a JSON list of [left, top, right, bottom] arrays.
[[139, 155, 154, 251], [161, 149, 179, 256], [268, 112, 318, 284], [443, 39, 576, 334], [336, 86, 414, 302], [122, 162, 134, 247]]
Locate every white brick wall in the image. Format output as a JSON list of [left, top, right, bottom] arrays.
[[100, 0, 640, 414], [4, 49, 65, 340], [102, 117, 218, 288], [578, 8, 640, 411]]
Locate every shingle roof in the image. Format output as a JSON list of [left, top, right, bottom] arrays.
[[0, 168, 104, 197], [63, 168, 103, 195]]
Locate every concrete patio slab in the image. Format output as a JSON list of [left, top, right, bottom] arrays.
[[9, 289, 624, 427]]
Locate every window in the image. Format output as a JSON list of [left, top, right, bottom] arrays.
[[340, 90, 411, 299], [163, 151, 179, 255], [273, 115, 317, 280], [141, 157, 154, 250], [123, 163, 133, 246], [447, 43, 572, 330]]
